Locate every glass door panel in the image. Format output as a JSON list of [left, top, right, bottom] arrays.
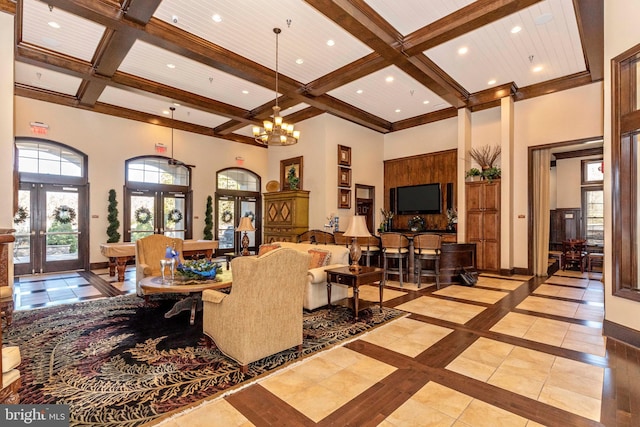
[[217, 196, 235, 252], [13, 188, 32, 274], [240, 198, 257, 251], [130, 193, 155, 242], [44, 188, 80, 266], [162, 193, 186, 239]]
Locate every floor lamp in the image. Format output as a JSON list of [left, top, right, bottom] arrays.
[[343, 215, 371, 271], [236, 217, 255, 256]]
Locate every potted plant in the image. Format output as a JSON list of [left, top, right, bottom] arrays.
[[203, 195, 213, 240], [482, 166, 501, 182], [287, 165, 299, 190], [465, 168, 482, 181], [106, 189, 120, 243], [468, 145, 501, 170]]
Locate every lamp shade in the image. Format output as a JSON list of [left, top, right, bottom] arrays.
[[236, 216, 255, 232], [344, 215, 370, 237]]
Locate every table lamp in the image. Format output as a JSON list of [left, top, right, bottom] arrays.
[[236, 216, 255, 256], [343, 215, 371, 271]]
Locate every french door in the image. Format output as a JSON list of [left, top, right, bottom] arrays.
[[126, 189, 188, 242], [216, 195, 258, 254], [13, 183, 88, 275]]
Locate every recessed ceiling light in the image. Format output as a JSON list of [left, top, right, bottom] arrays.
[[395, 109, 401, 113], [510, 26, 522, 34], [458, 46, 468, 55], [423, 100, 430, 104], [326, 40, 335, 47], [488, 79, 496, 85], [356, 89, 363, 94], [212, 14, 222, 22], [533, 65, 543, 72], [242, 90, 249, 94], [48, 21, 60, 29], [166, 63, 176, 69], [172, 102, 181, 107], [385, 76, 394, 83], [162, 110, 170, 115], [295, 58, 304, 65]]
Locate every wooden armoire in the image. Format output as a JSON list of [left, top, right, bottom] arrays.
[[466, 180, 500, 271], [263, 190, 309, 243]]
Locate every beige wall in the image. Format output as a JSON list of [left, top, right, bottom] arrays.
[[267, 114, 384, 231], [603, 0, 640, 330], [1, 12, 14, 228], [14, 97, 269, 264]]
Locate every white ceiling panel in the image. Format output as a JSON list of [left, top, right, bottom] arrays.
[[424, 0, 585, 93], [98, 86, 230, 129], [118, 41, 276, 110], [14, 62, 82, 95], [21, 0, 105, 62], [365, 0, 475, 36], [328, 66, 451, 122], [153, 0, 373, 84]]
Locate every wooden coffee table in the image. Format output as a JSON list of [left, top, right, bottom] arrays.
[[325, 266, 385, 321], [139, 269, 232, 325]]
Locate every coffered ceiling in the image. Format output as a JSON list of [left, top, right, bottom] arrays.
[[4, 0, 603, 147]]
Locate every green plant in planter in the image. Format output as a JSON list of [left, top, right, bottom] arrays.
[[203, 195, 213, 240], [482, 166, 501, 182], [465, 168, 482, 179], [106, 189, 121, 243], [287, 165, 300, 190]]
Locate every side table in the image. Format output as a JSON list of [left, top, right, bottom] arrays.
[[223, 251, 255, 270], [326, 266, 385, 321]]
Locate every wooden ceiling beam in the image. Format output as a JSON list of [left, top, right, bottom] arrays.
[[0, 0, 15, 14], [305, 53, 389, 96], [402, 0, 543, 56], [573, 0, 604, 81]]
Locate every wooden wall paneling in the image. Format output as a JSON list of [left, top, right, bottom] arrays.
[[383, 149, 457, 230]]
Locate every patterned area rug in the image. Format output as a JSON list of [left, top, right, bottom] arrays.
[[3, 295, 404, 427]]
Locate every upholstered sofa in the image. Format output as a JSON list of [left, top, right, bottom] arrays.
[[276, 241, 350, 310]]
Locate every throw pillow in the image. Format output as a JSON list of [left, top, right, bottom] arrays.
[[258, 243, 280, 256], [308, 248, 331, 269]]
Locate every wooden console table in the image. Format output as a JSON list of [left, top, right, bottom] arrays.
[[100, 240, 219, 282]]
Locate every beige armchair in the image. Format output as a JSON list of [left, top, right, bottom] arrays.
[[135, 235, 184, 297], [202, 247, 310, 373]]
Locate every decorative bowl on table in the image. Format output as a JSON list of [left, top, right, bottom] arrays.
[[176, 259, 223, 281]]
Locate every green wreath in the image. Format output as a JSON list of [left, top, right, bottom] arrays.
[[167, 208, 183, 223], [221, 210, 233, 223], [243, 211, 255, 222], [53, 205, 76, 224], [134, 206, 152, 225], [14, 205, 29, 225]]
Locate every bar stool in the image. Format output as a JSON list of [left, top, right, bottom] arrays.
[[358, 235, 381, 267], [413, 234, 441, 289], [380, 232, 410, 286]]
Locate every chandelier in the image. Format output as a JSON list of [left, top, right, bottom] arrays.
[[252, 28, 300, 146]]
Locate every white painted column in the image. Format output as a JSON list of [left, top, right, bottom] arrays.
[[457, 108, 472, 240], [0, 11, 15, 227], [500, 96, 515, 272]]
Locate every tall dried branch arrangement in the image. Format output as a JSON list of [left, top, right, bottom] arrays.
[[468, 145, 501, 168]]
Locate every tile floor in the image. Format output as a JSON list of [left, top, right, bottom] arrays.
[[8, 266, 630, 426]]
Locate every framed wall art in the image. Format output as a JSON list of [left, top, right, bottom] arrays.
[[338, 188, 351, 209], [338, 145, 351, 166], [338, 167, 352, 188], [280, 156, 303, 191]]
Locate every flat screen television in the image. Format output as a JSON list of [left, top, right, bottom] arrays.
[[395, 183, 442, 215]]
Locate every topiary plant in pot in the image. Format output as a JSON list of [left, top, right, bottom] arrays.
[[106, 189, 121, 243]]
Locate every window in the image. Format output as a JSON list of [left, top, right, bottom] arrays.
[[16, 140, 84, 177], [127, 157, 189, 186], [583, 187, 604, 245]]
